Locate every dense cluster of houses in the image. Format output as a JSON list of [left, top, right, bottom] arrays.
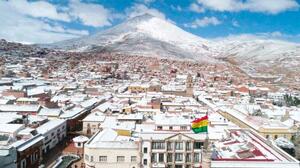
[[0, 53, 299, 168]]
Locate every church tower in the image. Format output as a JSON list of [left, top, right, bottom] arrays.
[[186, 74, 194, 97]]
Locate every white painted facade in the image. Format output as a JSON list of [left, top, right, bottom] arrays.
[[36, 119, 66, 153]]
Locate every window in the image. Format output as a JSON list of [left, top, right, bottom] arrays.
[[90, 156, 94, 162], [131, 156, 137, 162], [194, 141, 203, 149], [143, 147, 148, 153], [143, 159, 147, 165], [167, 153, 173, 162], [186, 142, 192, 151], [194, 153, 200, 162], [151, 153, 157, 163], [21, 159, 26, 168], [266, 135, 269, 139], [167, 142, 173, 150], [99, 156, 107, 162], [186, 153, 191, 162], [274, 135, 278, 139], [175, 165, 183, 168], [117, 156, 125, 162], [169, 126, 173, 130], [78, 143, 81, 147], [175, 142, 183, 150], [175, 153, 183, 161], [85, 154, 89, 161], [180, 126, 187, 130], [157, 126, 163, 130], [158, 153, 164, 162], [152, 142, 165, 149]]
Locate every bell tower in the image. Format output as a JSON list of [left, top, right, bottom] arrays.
[[186, 74, 194, 97]]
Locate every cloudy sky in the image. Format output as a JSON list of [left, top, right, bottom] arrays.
[[0, 0, 300, 44]]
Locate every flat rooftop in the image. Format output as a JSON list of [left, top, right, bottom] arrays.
[[212, 129, 298, 163]]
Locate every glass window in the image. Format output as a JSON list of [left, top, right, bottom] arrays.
[[117, 156, 125, 162], [131, 156, 137, 162], [90, 156, 94, 162], [167, 142, 173, 150], [158, 153, 164, 162], [180, 126, 187, 130], [175, 142, 183, 150], [194, 141, 203, 149], [186, 153, 191, 162], [151, 153, 157, 163], [167, 153, 173, 162], [175, 153, 183, 161], [194, 153, 200, 162], [186, 142, 192, 151], [143, 147, 148, 153], [152, 142, 165, 149], [99, 156, 107, 162], [169, 126, 173, 130], [157, 126, 163, 130], [143, 159, 147, 165]]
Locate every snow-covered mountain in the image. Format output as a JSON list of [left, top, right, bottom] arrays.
[[214, 38, 300, 75], [215, 38, 300, 61], [46, 13, 300, 74], [47, 14, 216, 62]]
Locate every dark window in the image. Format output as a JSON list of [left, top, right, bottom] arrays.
[[159, 153, 164, 162], [194, 142, 203, 149], [143, 147, 148, 153], [143, 159, 147, 165]]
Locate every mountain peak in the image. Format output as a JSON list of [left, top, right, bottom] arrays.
[[128, 13, 155, 21]]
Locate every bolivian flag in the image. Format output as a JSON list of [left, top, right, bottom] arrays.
[[191, 115, 208, 133]]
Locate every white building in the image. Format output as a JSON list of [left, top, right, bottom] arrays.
[[84, 128, 140, 168], [36, 119, 66, 153], [210, 129, 300, 168]]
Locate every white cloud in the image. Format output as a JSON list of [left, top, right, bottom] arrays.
[[0, 0, 89, 44], [197, 0, 299, 14], [0, 0, 123, 43], [189, 3, 205, 13], [4, 0, 71, 21], [232, 20, 240, 27], [68, 0, 112, 27], [184, 16, 222, 28]]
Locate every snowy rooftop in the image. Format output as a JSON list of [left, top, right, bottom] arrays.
[[0, 104, 41, 112], [213, 129, 297, 162], [82, 112, 106, 122], [36, 119, 65, 134], [0, 124, 24, 134], [85, 128, 139, 149], [38, 108, 62, 117]]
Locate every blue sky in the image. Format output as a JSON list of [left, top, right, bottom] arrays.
[[0, 0, 300, 43]]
